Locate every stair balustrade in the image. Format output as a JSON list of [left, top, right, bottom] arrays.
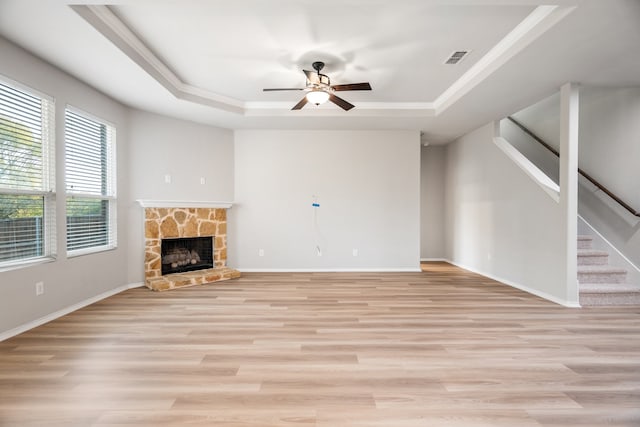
[[507, 116, 640, 218]]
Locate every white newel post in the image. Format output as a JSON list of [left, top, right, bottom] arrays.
[[559, 83, 579, 305]]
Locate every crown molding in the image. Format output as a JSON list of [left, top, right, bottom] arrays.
[[137, 200, 233, 209]]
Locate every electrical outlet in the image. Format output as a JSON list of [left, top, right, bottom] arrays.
[[258, 249, 264, 257], [35, 281, 44, 296], [200, 177, 206, 185], [164, 174, 172, 184], [352, 249, 359, 257]]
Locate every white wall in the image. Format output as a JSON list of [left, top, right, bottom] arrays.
[[0, 37, 131, 335], [512, 92, 561, 149], [502, 96, 560, 184], [420, 145, 446, 259], [444, 123, 570, 304], [513, 87, 640, 270], [126, 109, 234, 283], [579, 88, 640, 209], [231, 130, 421, 271]]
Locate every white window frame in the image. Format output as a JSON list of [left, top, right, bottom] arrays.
[[0, 75, 56, 269], [64, 106, 117, 256]]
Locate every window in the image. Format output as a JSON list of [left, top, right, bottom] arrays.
[[65, 108, 116, 254], [0, 78, 56, 266]]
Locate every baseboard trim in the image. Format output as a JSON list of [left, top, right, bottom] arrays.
[[445, 259, 581, 308], [420, 258, 448, 262], [0, 282, 144, 342], [238, 268, 422, 273]]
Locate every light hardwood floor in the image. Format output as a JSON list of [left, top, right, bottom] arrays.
[[1, 262, 639, 426]]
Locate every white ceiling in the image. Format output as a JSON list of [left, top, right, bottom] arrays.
[[1, 0, 639, 144]]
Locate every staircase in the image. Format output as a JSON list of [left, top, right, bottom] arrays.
[[578, 235, 640, 306]]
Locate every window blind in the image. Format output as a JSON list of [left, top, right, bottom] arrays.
[[0, 79, 56, 265], [65, 108, 116, 253]]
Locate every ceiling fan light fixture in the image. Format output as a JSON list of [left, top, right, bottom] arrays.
[[306, 90, 330, 105]]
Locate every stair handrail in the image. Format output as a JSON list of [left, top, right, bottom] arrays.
[[507, 116, 640, 218]]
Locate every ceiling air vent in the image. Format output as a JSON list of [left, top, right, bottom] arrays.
[[444, 51, 469, 65]]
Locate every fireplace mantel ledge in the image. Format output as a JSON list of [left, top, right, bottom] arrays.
[[137, 200, 233, 209]]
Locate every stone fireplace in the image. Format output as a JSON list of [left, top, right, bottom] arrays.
[[141, 202, 240, 291]]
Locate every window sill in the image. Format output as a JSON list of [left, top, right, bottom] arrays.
[[67, 245, 117, 259], [0, 256, 56, 273]]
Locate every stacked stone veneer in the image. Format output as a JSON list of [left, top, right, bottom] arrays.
[[144, 207, 240, 291]]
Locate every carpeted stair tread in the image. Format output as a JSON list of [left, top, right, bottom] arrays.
[[577, 265, 627, 274], [577, 249, 609, 256], [577, 249, 609, 265], [576, 234, 637, 305], [577, 235, 594, 249], [580, 282, 640, 293], [580, 283, 640, 306], [578, 265, 628, 284]]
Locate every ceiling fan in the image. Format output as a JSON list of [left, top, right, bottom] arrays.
[[263, 61, 371, 111]]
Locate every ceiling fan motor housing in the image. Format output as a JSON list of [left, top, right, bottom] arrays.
[[316, 75, 330, 86], [311, 61, 331, 86]]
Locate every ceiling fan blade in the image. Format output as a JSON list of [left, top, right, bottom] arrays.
[[263, 88, 305, 91], [331, 82, 372, 91], [304, 69, 319, 84], [292, 96, 309, 110], [329, 93, 355, 111]]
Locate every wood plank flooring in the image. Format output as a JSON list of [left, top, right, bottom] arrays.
[[1, 262, 639, 426]]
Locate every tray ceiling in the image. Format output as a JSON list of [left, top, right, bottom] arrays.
[[1, 0, 639, 143]]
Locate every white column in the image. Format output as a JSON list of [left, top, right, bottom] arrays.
[[559, 83, 579, 305]]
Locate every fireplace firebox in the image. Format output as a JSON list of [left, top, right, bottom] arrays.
[[161, 236, 214, 275]]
